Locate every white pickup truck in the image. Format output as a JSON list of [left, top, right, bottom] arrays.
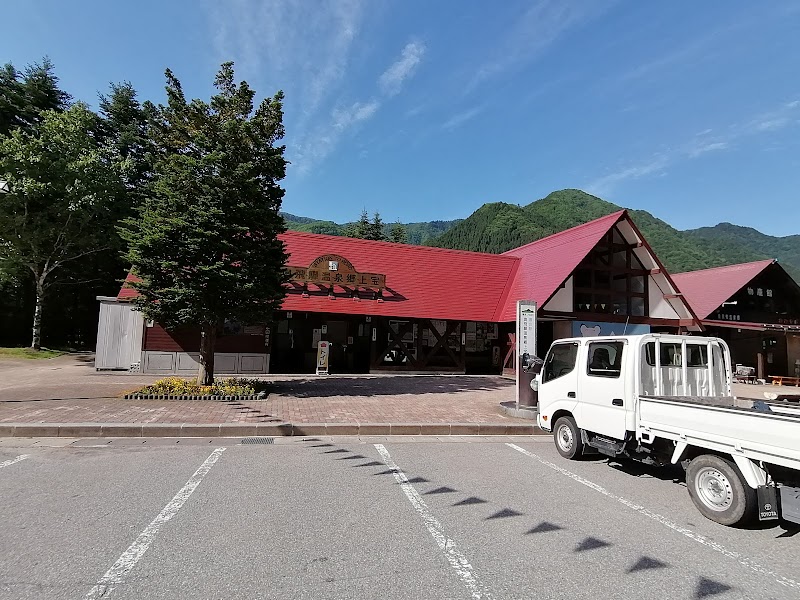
[[532, 333, 800, 527]]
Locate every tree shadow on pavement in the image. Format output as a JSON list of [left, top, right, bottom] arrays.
[[307, 439, 738, 597], [267, 375, 512, 399]]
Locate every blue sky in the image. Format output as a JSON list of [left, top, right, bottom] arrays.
[[3, 1, 800, 236]]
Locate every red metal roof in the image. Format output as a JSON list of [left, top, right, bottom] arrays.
[[279, 232, 518, 321], [119, 232, 520, 322], [493, 211, 627, 321], [118, 272, 141, 300], [671, 259, 775, 320], [118, 210, 690, 325]]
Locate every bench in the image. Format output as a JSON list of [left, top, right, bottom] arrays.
[[769, 375, 800, 386]]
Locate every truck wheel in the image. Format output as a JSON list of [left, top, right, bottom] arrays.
[[553, 416, 583, 460], [686, 455, 756, 526]]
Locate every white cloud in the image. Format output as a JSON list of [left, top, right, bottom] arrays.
[[751, 118, 790, 132], [205, 0, 367, 122], [466, 0, 614, 92], [585, 155, 669, 196], [442, 106, 483, 131], [742, 100, 800, 135], [687, 141, 728, 158], [585, 99, 800, 195], [379, 41, 426, 97], [332, 100, 381, 131], [291, 40, 427, 173], [293, 100, 380, 173]]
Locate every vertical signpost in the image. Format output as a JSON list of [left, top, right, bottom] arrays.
[[516, 300, 537, 410], [316, 340, 330, 375]]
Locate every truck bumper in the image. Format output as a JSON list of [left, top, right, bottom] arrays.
[[537, 414, 551, 433]]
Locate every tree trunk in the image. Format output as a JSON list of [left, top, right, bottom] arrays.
[[30, 278, 45, 350], [198, 322, 217, 385]]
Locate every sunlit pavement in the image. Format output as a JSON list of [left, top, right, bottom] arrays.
[[1, 435, 797, 600]]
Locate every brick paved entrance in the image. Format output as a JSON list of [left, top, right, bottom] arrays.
[[0, 356, 520, 425]]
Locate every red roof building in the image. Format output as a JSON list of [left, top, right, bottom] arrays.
[[673, 260, 800, 380], [104, 211, 701, 375]]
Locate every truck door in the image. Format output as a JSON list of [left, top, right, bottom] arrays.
[[578, 340, 628, 440], [539, 341, 579, 410]]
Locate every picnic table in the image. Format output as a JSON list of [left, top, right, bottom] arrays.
[[769, 375, 800, 386]]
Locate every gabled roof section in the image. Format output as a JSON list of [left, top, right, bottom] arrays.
[[493, 211, 626, 321], [119, 231, 520, 323], [279, 231, 518, 321], [118, 272, 140, 300], [672, 259, 776, 320]]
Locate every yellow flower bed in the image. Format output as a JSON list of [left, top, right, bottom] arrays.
[[136, 376, 267, 396]]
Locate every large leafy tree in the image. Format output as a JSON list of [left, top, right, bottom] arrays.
[[120, 63, 289, 384], [0, 103, 120, 348]]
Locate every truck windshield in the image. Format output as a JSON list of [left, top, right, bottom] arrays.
[[542, 343, 578, 382]]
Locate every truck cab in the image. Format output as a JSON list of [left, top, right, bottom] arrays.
[[535, 334, 730, 442]]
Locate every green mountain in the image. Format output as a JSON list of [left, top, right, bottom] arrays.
[[685, 224, 800, 280], [280, 190, 800, 281], [280, 212, 461, 245], [427, 189, 800, 280]]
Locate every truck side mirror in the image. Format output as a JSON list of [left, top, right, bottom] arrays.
[[521, 353, 544, 374]]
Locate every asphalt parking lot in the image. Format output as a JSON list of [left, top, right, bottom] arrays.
[[0, 435, 797, 600]]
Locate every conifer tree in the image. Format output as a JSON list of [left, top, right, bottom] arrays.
[[120, 63, 289, 384], [389, 220, 407, 244], [367, 211, 386, 241]]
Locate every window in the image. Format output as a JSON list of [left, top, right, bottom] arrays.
[[543, 343, 578, 382], [587, 342, 624, 378], [686, 344, 708, 367], [572, 225, 648, 316], [644, 342, 682, 366]]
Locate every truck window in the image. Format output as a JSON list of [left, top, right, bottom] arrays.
[[686, 344, 708, 367], [644, 342, 682, 366], [643, 342, 707, 367], [542, 343, 578, 383], [587, 342, 623, 378]]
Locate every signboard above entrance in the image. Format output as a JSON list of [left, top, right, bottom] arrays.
[[287, 254, 387, 289]]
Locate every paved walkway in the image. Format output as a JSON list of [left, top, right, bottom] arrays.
[[0, 355, 522, 428], [2, 355, 797, 437]]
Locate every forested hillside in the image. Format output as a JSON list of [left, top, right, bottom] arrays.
[[280, 212, 460, 245], [427, 189, 800, 279]]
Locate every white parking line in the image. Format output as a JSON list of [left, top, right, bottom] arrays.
[[374, 444, 494, 600], [0, 454, 29, 469], [506, 442, 800, 591], [83, 447, 227, 599]]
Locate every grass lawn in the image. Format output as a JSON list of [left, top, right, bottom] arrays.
[[0, 347, 66, 360]]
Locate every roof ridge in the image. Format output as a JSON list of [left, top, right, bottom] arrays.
[[280, 230, 519, 260], [673, 258, 775, 278], [501, 210, 626, 255]]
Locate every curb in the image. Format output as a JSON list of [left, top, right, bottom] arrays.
[[0, 422, 547, 438], [499, 401, 538, 420], [122, 394, 266, 401]]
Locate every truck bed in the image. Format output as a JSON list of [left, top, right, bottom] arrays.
[[637, 395, 800, 471]]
